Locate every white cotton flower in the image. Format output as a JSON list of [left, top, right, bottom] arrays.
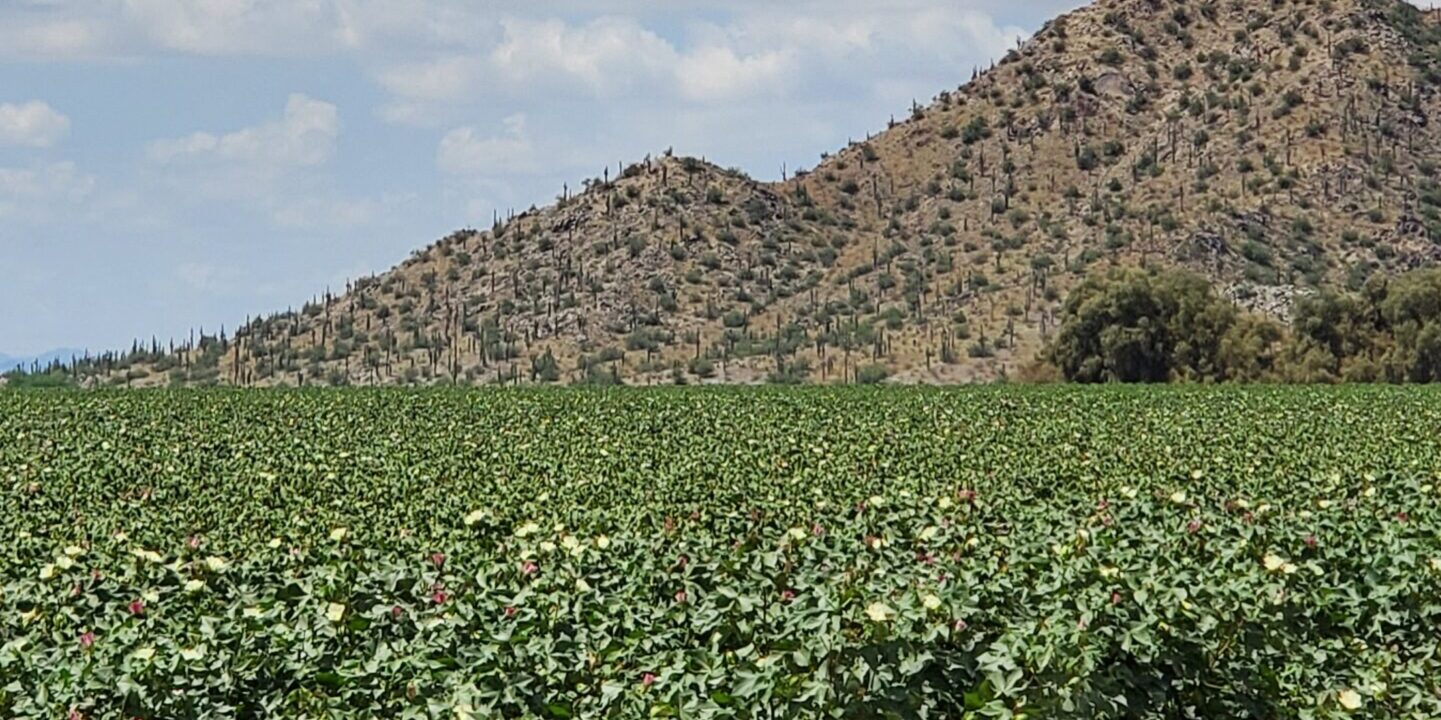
[[463, 509, 487, 527], [865, 602, 895, 623], [133, 548, 164, 564], [1337, 689, 1362, 711], [594, 535, 611, 550], [514, 522, 540, 538], [63, 545, 85, 558], [329, 528, 349, 543], [787, 527, 808, 541], [39, 564, 57, 580], [55, 556, 75, 571], [184, 579, 206, 593], [326, 603, 347, 623], [204, 556, 228, 573], [132, 647, 156, 662], [179, 646, 206, 662], [922, 594, 942, 611]]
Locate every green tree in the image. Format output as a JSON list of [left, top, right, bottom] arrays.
[[1046, 267, 1241, 382]]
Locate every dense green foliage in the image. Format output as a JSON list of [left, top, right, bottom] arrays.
[[1048, 266, 1441, 384], [1045, 268, 1282, 383], [1286, 269, 1441, 383], [3, 389, 1440, 718]]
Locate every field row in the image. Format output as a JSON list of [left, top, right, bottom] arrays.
[[2, 389, 1440, 717]]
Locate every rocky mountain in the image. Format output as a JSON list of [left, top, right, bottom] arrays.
[[57, 0, 1441, 386]]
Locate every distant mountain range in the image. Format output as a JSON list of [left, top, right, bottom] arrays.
[[0, 349, 87, 372]]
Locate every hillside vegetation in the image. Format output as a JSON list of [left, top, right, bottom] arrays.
[[24, 0, 1441, 387]]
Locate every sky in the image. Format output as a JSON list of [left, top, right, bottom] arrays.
[[2, 0, 1101, 357]]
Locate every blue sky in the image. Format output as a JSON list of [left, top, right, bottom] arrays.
[[0, 0, 1100, 357]]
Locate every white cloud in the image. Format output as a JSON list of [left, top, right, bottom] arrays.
[[375, 56, 483, 126], [438, 114, 536, 176], [271, 192, 416, 230], [0, 162, 93, 200], [378, 56, 478, 102], [0, 161, 96, 221], [0, 19, 111, 59], [121, 0, 349, 55], [0, 101, 71, 148], [488, 17, 675, 97], [675, 46, 793, 102], [149, 94, 339, 169]]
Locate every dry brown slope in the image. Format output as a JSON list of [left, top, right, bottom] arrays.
[[82, 0, 1441, 387]]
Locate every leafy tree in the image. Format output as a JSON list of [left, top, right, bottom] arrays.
[[1046, 267, 1260, 383]]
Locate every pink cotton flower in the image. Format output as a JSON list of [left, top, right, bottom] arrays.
[[128, 600, 145, 617], [79, 632, 95, 649], [504, 606, 518, 619], [432, 590, 448, 605], [642, 673, 657, 689], [1304, 535, 1318, 549], [1186, 519, 1203, 535], [780, 590, 796, 603], [521, 561, 538, 576], [390, 606, 404, 620], [431, 553, 446, 569], [674, 590, 688, 604]]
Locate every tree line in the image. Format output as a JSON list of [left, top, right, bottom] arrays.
[[1045, 266, 1441, 383]]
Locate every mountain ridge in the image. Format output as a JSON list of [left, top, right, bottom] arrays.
[[36, 0, 1441, 387]]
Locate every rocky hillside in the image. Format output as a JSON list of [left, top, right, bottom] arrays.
[[61, 0, 1441, 386]]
